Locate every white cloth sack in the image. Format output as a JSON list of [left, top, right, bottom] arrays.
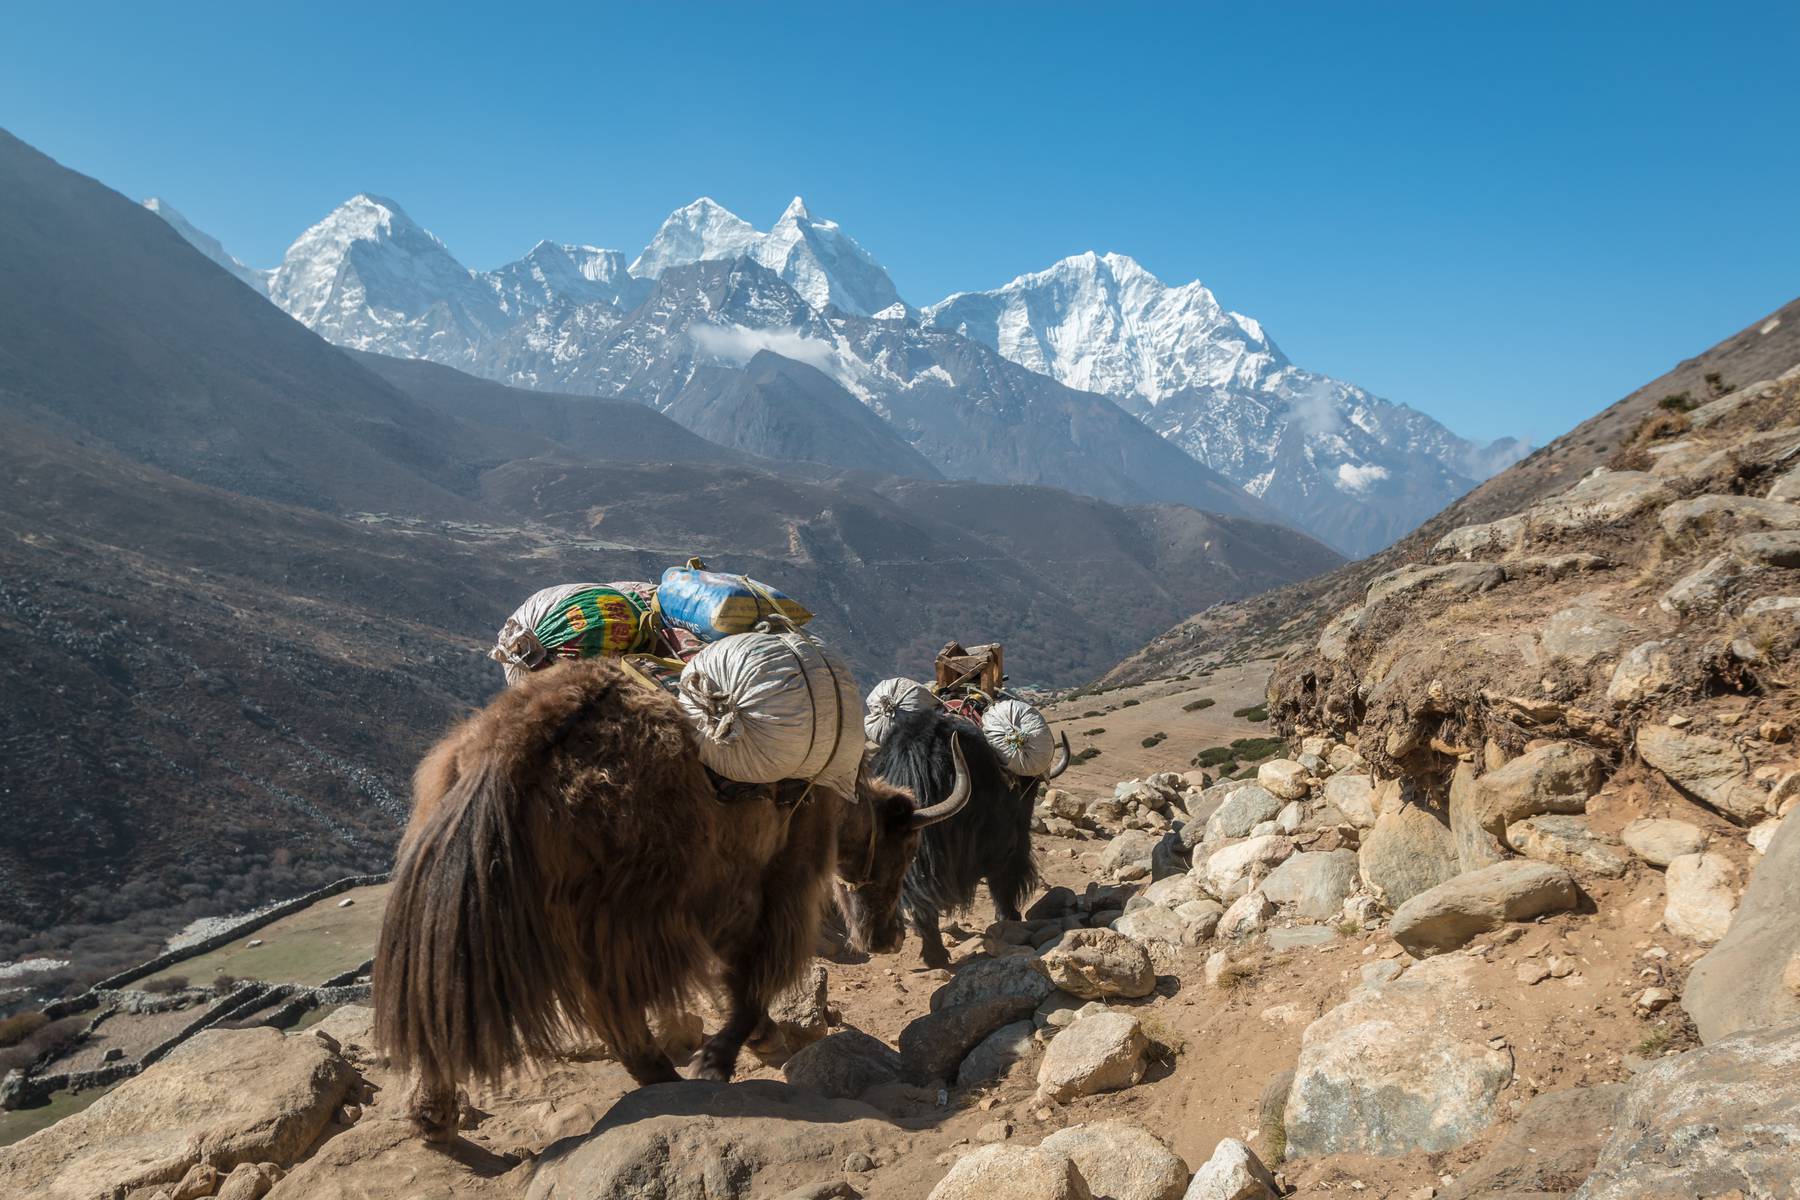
[[982, 698, 1055, 776], [863, 677, 942, 744], [677, 628, 863, 798]]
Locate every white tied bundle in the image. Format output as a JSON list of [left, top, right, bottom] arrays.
[[982, 698, 1055, 777], [677, 626, 863, 799], [863, 677, 943, 744]]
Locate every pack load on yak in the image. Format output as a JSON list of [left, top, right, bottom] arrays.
[[489, 581, 659, 685], [866, 640, 1060, 778], [863, 676, 943, 744], [657, 561, 814, 640]]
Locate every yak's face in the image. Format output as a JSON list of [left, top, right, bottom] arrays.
[[835, 775, 922, 955]]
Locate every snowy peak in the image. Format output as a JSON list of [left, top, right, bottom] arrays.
[[629, 195, 902, 317], [143, 197, 271, 293], [487, 239, 640, 313]]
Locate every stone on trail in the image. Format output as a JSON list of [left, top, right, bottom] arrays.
[[1322, 773, 1378, 829], [1199, 834, 1294, 900], [784, 1029, 904, 1099], [1357, 806, 1460, 908], [527, 1081, 893, 1200], [1448, 761, 1510, 872], [1180, 1137, 1277, 1200], [1283, 955, 1513, 1158], [1113, 904, 1192, 948], [1100, 829, 1161, 879], [1204, 785, 1284, 841], [932, 955, 1056, 1013], [1141, 873, 1208, 909], [1035, 928, 1156, 1000], [1658, 492, 1800, 539], [1036, 1010, 1148, 1101], [1256, 759, 1311, 801], [1465, 742, 1606, 835], [1687, 814, 1800, 1041], [927, 1144, 1093, 1200], [1572, 1019, 1800, 1199], [902, 994, 1042, 1083], [1039, 1121, 1189, 1200], [1439, 1084, 1628, 1200], [1173, 899, 1225, 942], [1619, 816, 1707, 867], [1389, 860, 1580, 957], [1539, 605, 1636, 666], [956, 1020, 1038, 1088], [1504, 814, 1628, 878], [1637, 724, 1770, 824], [1217, 890, 1276, 940], [1606, 640, 1677, 706], [1659, 552, 1746, 617], [217, 1161, 283, 1200], [1268, 926, 1337, 952], [1259, 849, 1358, 920], [0, 1026, 356, 1200], [754, 962, 831, 1062], [1661, 850, 1740, 944]]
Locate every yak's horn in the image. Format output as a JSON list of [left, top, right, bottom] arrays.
[[1043, 732, 1071, 780], [911, 737, 972, 828]]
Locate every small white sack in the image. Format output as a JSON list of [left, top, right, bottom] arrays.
[[863, 677, 942, 744], [678, 628, 863, 798], [982, 698, 1055, 777]]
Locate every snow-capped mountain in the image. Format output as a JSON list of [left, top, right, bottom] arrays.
[[143, 198, 272, 293], [926, 251, 1528, 554], [146, 194, 1521, 554]]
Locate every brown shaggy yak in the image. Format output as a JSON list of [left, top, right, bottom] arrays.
[[374, 657, 967, 1140]]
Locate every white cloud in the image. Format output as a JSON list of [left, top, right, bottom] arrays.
[[689, 323, 839, 375], [1336, 462, 1390, 494], [1288, 377, 1344, 436]]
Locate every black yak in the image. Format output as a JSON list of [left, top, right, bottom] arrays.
[[374, 658, 968, 1140], [869, 706, 1067, 969]]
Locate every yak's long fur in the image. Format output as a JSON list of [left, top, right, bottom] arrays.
[[871, 707, 1041, 968], [375, 658, 924, 1135]]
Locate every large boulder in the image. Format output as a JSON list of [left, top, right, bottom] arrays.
[[1440, 1084, 1628, 1200], [956, 1021, 1037, 1089], [1637, 725, 1769, 824], [1539, 605, 1636, 666], [1529, 469, 1671, 531], [1204, 786, 1284, 841], [902, 994, 1040, 1083], [1658, 492, 1800, 539], [1572, 1020, 1800, 1199], [1448, 762, 1510, 872], [525, 1081, 895, 1200], [754, 962, 831, 1062], [783, 1029, 904, 1099], [0, 1027, 356, 1200], [1284, 956, 1513, 1157], [1662, 851, 1740, 944], [262, 1118, 483, 1200], [1036, 928, 1156, 1000], [1180, 1138, 1277, 1200], [1036, 1011, 1148, 1101], [1504, 815, 1628, 878], [932, 955, 1057, 1014], [1389, 860, 1580, 957], [1322, 773, 1378, 830], [1464, 743, 1605, 835], [1259, 850, 1359, 920], [1038, 1122, 1188, 1200], [928, 1144, 1093, 1200], [1686, 815, 1800, 1041], [1357, 806, 1459, 908], [1619, 817, 1708, 867], [1200, 835, 1295, 900]]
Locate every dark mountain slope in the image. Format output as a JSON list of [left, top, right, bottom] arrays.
[[1106, 295, 1800, 684], [664, 351, 943, 477]]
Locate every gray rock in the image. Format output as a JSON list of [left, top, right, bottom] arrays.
[[1322, 774, 1378, 830], [1256, 759, 1310, 801], [1285, 955, 1512, 1157], [1039, 1122, 1188, 1200], [1357, 806, 1460, 909], [755, 963, 831, 1063], [1440, 1084, 1628, 1200], [1172, 900, 1225, 943], [1365, 562, 1505, 611], [1735, 528, 1800, 567], [1150, 831, 1190, 881], [1659, 552, 1747, 617], [1770, 465, 1800, 504], [1036, 1011, 1148, 1101], [525, 1081, 892, 1200], [1572, 1019, 1800, 1199], [1620, 816, 1708, 867], [1217, 891, 1275, 940], [932, 955, 1057, 1014], [1359, 960, 1404, 987], [1317, 604, 1367, 662], [1113, 905, 1190, 948], [1637, 724, 1769, 824], [1181, 1138, 1276, 1200], [902, 994, 1043, 1082], [955, 1020, 1037, 1088], [1658, 493, 1800, 540], [1200, 835, 1295, 900], [1540, 605, 1636, 666], [1465, 742, 1606, 835], [1504, 815, 1628, 878], [1035, 928, 1156, 1000], [1204, 786, 1284, 841], [927, 1144, 1093, 1200], [1268, 926, 1338, 952], [784, 1030, 904, 1099], [1026, 888, 1079, 922], [1259, 850, 1359, 920], [1100, 830, 1161, 879], [1141, 874, 1207, 909], [1528, 469, 1671, 532], [1606, 640, 1677, 706], [1434, 516, 1526, 560], [1661, 851, 1739, 945], [1687, 814, 1800, 1041], [1389, 860, 1580, 957], [1448, 761, 1510, 873]]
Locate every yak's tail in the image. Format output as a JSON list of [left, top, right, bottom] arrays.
[[374, 738, 572, 1096]]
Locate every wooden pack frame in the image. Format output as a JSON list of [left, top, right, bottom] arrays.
[[934, 641, 1005, 695]]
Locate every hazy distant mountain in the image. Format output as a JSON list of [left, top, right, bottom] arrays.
[[926, 251, 1530, 555], [143, 198, 273, 293], [152, 191, 1523, 554]]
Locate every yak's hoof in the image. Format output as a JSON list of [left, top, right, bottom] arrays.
[[407, 1079, 460, 1144], [693, 1061, 736, 1083], [920, 947, 951, 971], [626, 1057, 682, 1087]]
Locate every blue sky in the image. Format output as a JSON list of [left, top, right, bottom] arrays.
[[4, 2, 1796, 446]]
